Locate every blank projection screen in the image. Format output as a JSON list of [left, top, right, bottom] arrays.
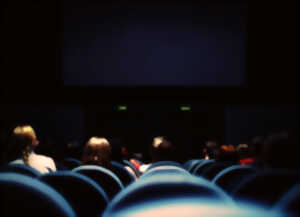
[[62, 0, 248, 87]]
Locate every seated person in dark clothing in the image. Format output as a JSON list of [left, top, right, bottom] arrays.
[[203, 139, 219, 160], [215, 144, 238, 164], [139, 136, 175, 173], [261, 130, 300, 170], [237, 143, 255, 166]]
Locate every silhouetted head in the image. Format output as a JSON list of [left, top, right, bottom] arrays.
[[150, 136, 175, 162], [215, 144, 238, 164], [12, 125, 39, 150], [82, 137, 111, 169], [262, 130, 300, 169], [6, 125, 40, 164]]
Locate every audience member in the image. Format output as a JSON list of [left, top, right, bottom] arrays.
[[236, 143, 255, 166], [215, 144, 238, 164], [261, 130, 300, 170], [82, 137, 112, 169], [203, 139, 219, 160], [7, 125, 56, 173], [139, 136, 175, 173], [248, 136, 265, 167], [82, 136, 137, 178]]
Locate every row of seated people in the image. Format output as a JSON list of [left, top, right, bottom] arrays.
[[0, 125, 299, 217]]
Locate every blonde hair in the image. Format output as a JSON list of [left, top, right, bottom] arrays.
[[12, 125, 38, 165], [82, 137, 111, 168]]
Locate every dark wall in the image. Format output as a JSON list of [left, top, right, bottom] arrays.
[[0, 104, 84, 149], [225, 105, 300, 145], [2, 0, 61, 90], [85, 102, 225, 161]]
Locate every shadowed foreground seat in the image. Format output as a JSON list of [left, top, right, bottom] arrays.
[[184, 159, 204, 172], [103, 196, 287, 217], [111, 161, 135, 186], [199, 162, 234, 180], [140, 165, 190, 179], [73, 165, 123, 200], [0, 163, 41, 177], [273, 184, 300, 216], [0, 172, 76, 217], [232, 170, 300, 207], [39, 171, 108, 217], [104, 172, 234, 213], [212, 165, 257, 193], [192, 159, 215, 175], [146, 161, 184, 171], [62, 158, 81, 170]]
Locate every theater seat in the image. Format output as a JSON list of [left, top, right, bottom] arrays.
[[111, 161, 135, 186], [184, 159, 204, 172], [146, 161, 184, 171], [232, 170, 300, 207], [72, 165, 123, 200], [62, 158, 81, 170], [140, 165, 190, 179], [0, 172, 76, 217], [198, 162, 233, 180], [212, 165, 257, 193], [103, 197, 286, 217], [192, 159, 215, 175], [104, 172, 234, 212], [0, 163, 41, 177], [39, 171, 108, 217], [274, 184, 300, 216]]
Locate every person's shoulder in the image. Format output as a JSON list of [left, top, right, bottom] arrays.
[[34, 153, 55, 163], [33, 153, 56, 172]]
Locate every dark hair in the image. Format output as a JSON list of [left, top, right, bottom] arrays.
[[150, 136, 175, 162], [215, 145, 238, 164], [262, 130, 300, 169]]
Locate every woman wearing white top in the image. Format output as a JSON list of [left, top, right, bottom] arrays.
[[9, 125, 56, 174]]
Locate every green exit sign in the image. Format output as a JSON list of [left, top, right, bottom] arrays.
[[180, 106, 191, 111], [118, 105, 127, 111]]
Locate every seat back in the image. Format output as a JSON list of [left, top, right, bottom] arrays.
[[0, 172, 76, 217], [232, 170, 300, 206], [39, 171, 108, 217], [274, 184, 300, 216], [103, 197, 286, 217], [140, 165, 190, 179], [192, 160, 215, 175], [184, 159, 204, 172], [73, 165, 123, 200], [105, 172, 234, 212], [146, 161, 184, 171], [199, 162, 234, 180], [62, 158, 81, 170], [111, 161, 135, 186], [0, 163, 42, 177], [212, 165, 257, 194]]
